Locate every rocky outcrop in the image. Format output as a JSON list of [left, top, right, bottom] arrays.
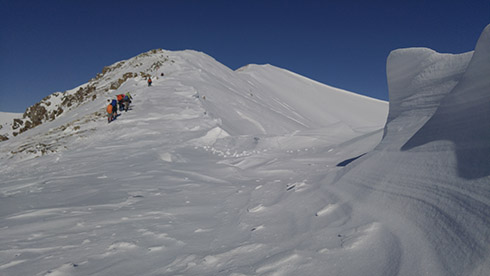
[[61, 85, 96, 107], [12, 118, 23, 130], [9, 85, 99, 137], [110, 72, 137, 90], [95, 61, 126, 81]]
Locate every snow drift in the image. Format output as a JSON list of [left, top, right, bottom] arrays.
[[328, 24, 490, 275]]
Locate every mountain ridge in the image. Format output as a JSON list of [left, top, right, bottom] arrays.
[[0, 49, 387, 160]]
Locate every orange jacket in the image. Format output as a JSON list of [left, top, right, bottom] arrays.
[[107, 104, 113, 113], [117, 94, 124, 101]]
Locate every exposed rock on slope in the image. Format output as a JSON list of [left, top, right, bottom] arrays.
[[1, 49, 175, 142]]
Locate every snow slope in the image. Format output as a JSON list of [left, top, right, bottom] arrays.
[[0, 112, 22, 126], [0, 112, 22, 139], [0, 49, 388, 275]]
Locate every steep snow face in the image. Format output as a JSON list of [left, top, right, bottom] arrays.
[[401, 25, 490, 179], [329, 24, 490, 275], [382, 48, 472, 150]]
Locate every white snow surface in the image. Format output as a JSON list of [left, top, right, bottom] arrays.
[[0, 112, 22, 125], [0, 24, 489, 276], [327, 25, 490, 276], [0, 112, 22, 139]]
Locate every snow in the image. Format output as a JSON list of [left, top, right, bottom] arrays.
[[0, 112, 21, 125], [0, 24, 489, 276], [0, 112, 22, 138], [327, 24, 490, 275]]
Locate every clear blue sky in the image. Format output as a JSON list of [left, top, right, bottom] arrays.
[[1, 0, 488, 113]]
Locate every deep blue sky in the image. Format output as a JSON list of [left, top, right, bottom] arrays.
[[1, 0, 488, 113]]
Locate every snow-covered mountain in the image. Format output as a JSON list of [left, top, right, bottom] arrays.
[[0, 46, 388, 275], [0, 48, 386, 159], [0, 24, 488, 276]]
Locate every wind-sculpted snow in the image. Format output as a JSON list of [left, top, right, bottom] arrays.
[[328, 24, 490, 275], [401, 25, 490, 179]]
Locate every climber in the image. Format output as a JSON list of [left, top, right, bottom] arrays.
[[111, 98, 118, 117], [148, 77, 152, 87], [116, 94, 125, 111], [107, 101, 114, 123], [123, 92, 132, 112], [125, 92, 133, 101]]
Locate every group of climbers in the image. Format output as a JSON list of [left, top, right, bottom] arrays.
[[107, 92, 133, 123], [106, 76, 156, 123]]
